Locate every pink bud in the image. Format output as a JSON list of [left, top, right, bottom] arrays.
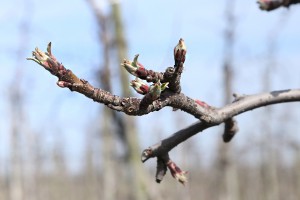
[[174, 38, 187, 66], [130, 78, 149, 95], [167, 160, 188, 185]]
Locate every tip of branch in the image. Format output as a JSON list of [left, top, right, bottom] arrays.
[[156, 179, 162, 183], [174, 38, 187, 67], [155, 157, 168, 183], [133, 54, 139, 62], [141, 148, 153, 163], [47, 42, 52, 55], [167, 160, 188, 185]]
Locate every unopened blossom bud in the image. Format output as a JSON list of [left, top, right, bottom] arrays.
[[56, 81, 72, 88], [26, 42, 61, 74], [130, 78, 149, 95], [174, 38, 187, 67], [27, 47, 50, 67], [167, 160, 188, 185], [160, 82, 169, 92], [148, 80, 169, 100], [121, 54, 145, 76]]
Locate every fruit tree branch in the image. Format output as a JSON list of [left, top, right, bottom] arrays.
[[27, 42, 218, 122], [28, 40, 300, 184], [141, 89, 300, 183]]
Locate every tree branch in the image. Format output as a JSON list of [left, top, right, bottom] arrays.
[[143, 89, 300, 157], [27, 42, 216, 122], [141, 89, 300, 183], [27, 41, 300, 185], [257, 0, 300, 11]]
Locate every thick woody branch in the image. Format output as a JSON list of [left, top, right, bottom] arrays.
[[142, 89, 300, 183], [257, 0, 300, 11], [145, 89, 300, 154]]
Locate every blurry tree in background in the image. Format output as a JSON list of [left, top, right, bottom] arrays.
[[213, 0, 240, 199], [1, 0, 300, 200]]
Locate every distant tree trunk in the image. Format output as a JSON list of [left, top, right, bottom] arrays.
[[98, 19, 117, 198], [9, 86, 24, 200], [259, 33, 279, 200], [51, 137, 70, 200], [97, 6, 117, 200], [22, 1, 39, 199], [85, 1, 148, 199], [215, 0, 240, 199], [294, 148, 300, 199], [83, 128, 100, 200], [111, 2, 148, 199], [100, 111, 117, 200], [8, 0, 34, 198], [24, 130, 40, 200]]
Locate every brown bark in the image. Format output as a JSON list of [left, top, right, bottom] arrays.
[[111, 2, 149, 199]]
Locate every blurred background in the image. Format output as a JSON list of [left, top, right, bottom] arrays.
[[1, 0, 300, 199]]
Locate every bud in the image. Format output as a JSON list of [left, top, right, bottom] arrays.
[[149, 80, 169, 100], [130, 78, 149, 95], [121, 54, 145, 76], [160, 82, 169, 91], [27, 47, 51, 67], [56, 81, 71, 88], [26, 42, 61, 74], [167, 160, 188, 185], [174, 38, 187, 66]]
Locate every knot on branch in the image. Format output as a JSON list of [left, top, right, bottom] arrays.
[[164, 67, 175, 78]]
